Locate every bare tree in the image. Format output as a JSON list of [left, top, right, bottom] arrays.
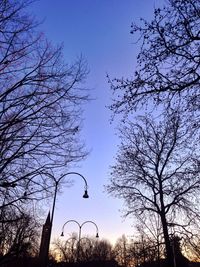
[[0, 0, 88, 219], [53, 236, 77, 263], [113, 235, 131, 267], [107, 1, 200, 265], [113, 233, 160, 267], [109, 0, 200, 114], [107, 111, 200, 266], [185, 235, 200, 262], [0, 211, 40, 265], [53, 236, 114, 264], [91, 239, 114, 262], [133, 213, 164, 265], [129, 236, 159, 267]]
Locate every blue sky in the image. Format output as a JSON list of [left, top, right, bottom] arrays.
[[29, 0, 162, 244]]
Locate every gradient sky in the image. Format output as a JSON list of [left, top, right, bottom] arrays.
[[29, 0, 162, 245]]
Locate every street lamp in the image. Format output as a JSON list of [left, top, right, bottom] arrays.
[[50, 172, 89, 230], [61, 219, 99, 261], [39, 172, 89, 267]]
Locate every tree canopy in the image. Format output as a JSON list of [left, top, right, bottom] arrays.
[[109, 0, 200, 114], [0, 0, 89, 260], [107, 111, 200, 266], [108, 1, 200, 265], [0, 0, 88, 212]]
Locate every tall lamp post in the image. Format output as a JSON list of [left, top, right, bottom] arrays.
[[39, 172, 89, 267], [61, 220, 99, 262]]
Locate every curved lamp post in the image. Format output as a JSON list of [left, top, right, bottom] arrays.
[[51, 173, 89, 229], [40, 172, 89, 267], [61, 220, 99, 261]]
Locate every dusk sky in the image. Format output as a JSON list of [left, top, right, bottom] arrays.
[[29, 0, 162, 245]]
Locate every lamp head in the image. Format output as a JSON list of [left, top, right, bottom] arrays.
[[83, 190, 89, 198], [61, 232, 64, 237], [96, 233, 99, 238]]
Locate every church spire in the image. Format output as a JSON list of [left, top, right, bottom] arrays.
[[45, 211, 51, 225], [39, 211, 52, 267]]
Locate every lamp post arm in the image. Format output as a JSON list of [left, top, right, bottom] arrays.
[[47, 171, 88, 191], [81, 221, 99, 235], [47, 171, 89, 226], [60, 172, 88, 190], [61, 220, 81, 234]]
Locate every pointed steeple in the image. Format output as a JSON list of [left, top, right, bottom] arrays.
[[39, 211, 52, 266], [45, 211, 51, 225]]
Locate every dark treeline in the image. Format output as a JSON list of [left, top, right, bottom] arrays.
[[1, 233, 200, 267]]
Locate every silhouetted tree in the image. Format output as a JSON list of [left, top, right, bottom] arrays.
[[53, 237, 114, 264], [107, 111, 199, 266], [0, 211, 39, 265], [0, 1, 89, 265], [109, 0, 200, 114], [53, 237, 77, 263], [130, 238, 156, 267], [133, 215, 164, 265], [0, 0, 88, 225], [114, 235, 131, 267], [108, 1, 200, 266], [169, 235, 189, 267], [91, 239, 114, 262], [183, 232, 200, 262]]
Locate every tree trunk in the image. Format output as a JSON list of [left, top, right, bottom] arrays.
[[160, 213, 174, 267]]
